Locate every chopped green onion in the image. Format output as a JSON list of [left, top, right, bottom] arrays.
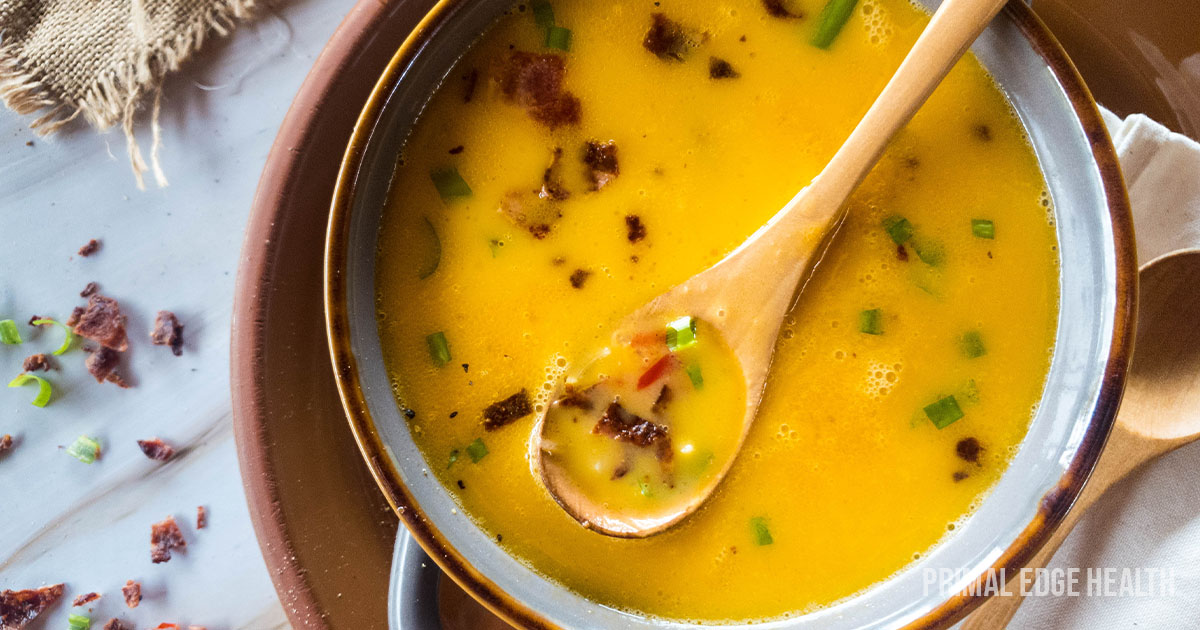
[[545, 25, 572, 51], [638, 479, 652, 497], [426, 331, 451, 367], [924, 395, 964, 429], [66, 435, 101, 464], [665, 316, 697, 351], [530, 0, 555, 29], [912, 238, 945, 266], [859, 308, 883, 335], [31, 318, 74, 355], [750, 516, 774, 546], [881, 215, 913, 245], [68, 613, 91, 630], [960, 330, 987, 358], [430, 167, 472, 201], [448, 449, 460, 469], [971, 219, 995, 240], [686, 363, 704, 389], [466, 438, 489, 463], [811, 0, 859, 49], [0, 319, 21, 345], [417, 217, 441, 279], [8, 373, 52, 407]]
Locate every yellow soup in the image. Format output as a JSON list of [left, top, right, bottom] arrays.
[[375, 0, 1058, 622]]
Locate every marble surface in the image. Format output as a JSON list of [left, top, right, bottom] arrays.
[[2, 2, 1198, 630]]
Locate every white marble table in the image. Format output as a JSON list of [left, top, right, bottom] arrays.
[[2, 2, 1198, 629]]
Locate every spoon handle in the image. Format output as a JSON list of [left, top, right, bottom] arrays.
[[804, 0, 1009, 209]]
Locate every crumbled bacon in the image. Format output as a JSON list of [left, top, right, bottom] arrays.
[[0, 583, 65, 630], [72, 592, 100, 607], [71, 294, 129, 352], [896, 244, 909, 261], [80, 282, 99, 298], [956, 437, 983, 464], [21, 354, 51, 373], [569, 269, 591, 289], [196, 506, 207, 529], [651, 385, 673, 415], [121, 581, 140, 608], [150, 311, 184, 356], [643, 13, 695, 61], [582, 141, 619, 191], [103, 619, 129, 630], [762, 0, 804, 19], [498, 191, 560, 240], [555, 385, 594, 410], [538, 147, 570, 201], [497, 52, 581, 129], [65, 307, 84, 328], [137, 438, 176, 462], [482, 389, 534, 430], [27, 315, 43, 326], [78, 239, 101, 257], [625, 215, 647, 243], [593, 402, 673, 462], [150, 516, 186, 564], [0, 435, 12, 455], [85, 347, 125, 386], [709, 57, 740, 79]]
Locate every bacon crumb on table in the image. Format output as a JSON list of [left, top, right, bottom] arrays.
[[103, 619, 129, 630], [71, 592, 100, 607], [150, 311, 184, 356], [80, 282, 99, 298], [137, 438, 176, 462], [0, 435, 13, 455], [71, 294, 129, 352], [150, 516, 186, 564], [0, 583, 65, 630], [22, 354, 51, 372], [196, 505, 207, 529], [121, 581, 140, 608], [85, 347, 128, 387], [77, 239, 101, 257]]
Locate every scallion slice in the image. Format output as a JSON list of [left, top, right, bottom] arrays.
[[426, 331, 451, 367], [545, 25, 572, 51], [960, 330, 986, 358], [30, 318, 74, 355], [66, 435, 101, 464], [8, 373, 51, 407], [881, 215, 913, 245], [924, 395, 964, 429], [686, 363, 704, 389], [638, 479, 652, 497], [912, 238, 945, 266], [466, 438, 489, 463], [972, 219, 995, 239], [665, 316, 697, 351], [68, 613, 91, 630], [530, 0, 555, 29], [448, 449, 460, 469], [811, 0, 860, 49], [0, 319, 21, 345], [859, 308, 883, 335], [417, 217, 441, 279], [430, 167, 472, 201], [750, 516, 774, 546]]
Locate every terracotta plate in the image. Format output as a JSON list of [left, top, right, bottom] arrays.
[[231, 1, 1200, 629]]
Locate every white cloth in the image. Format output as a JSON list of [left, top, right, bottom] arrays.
[[1007, 111, 1200, 629]]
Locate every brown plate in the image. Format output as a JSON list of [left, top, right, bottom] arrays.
[[231, 1, 1200, 629]]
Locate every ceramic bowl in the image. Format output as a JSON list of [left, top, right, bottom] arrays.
[[324, 1, 1136, 628]]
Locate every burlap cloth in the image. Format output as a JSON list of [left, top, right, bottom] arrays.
[[0, 0, 256, 187]]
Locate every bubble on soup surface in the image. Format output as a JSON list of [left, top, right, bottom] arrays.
[[860, 0, 894, 46], [862, 360, 900, 399]]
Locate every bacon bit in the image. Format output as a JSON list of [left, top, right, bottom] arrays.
[[85, 347, 127, 386], [21, 354, 51, 372], [0, 435, 12, 455], [593, 401, 673, 463], [71, 294, 129, 352], [121, 581, 140, 609], [569, 269, 591, 289], [956, 437, 983, 464], [0, 583, 65, 630], [65, 307, 84, 328], [78, 239, 101, 257], [762, 0, 804, 19], [896, 244, 909, 261], [555, 385, 594, 410], [150, 311, 184, 356], [150, 516, 186, 564], [973, 123, 992, 141], [497, 52, 581, 129], [137, 438, 175, 462], [498, 191, 561, 240], [538, 147, 570, 201], [582, 141, 619, 190], [27, 315, 43, 326], [72, 593, 100, 607], [80, 282, 99, 298], [953, 471, 970, 482], [708, 57, 740, 79], [643, 13, 695, 61], [637, 355, 677, 390], [625, 215, 647, 243], [651, 385, 673, 414], [448, 145, 464, 155], [196, 506, 207, 529], [103, 619, 129, 630], [482, 390, 534, 430]]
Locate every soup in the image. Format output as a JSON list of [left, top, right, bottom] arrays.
[[374, 0, 1058, 621]]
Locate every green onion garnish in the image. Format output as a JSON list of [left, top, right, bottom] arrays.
[[859, 309, 883, 335], [686, 363, 704, 389], [0, 319, 21, 345], [960, 330, 986, 358], [545, 25, 572, 51], [448, 449, 460, 468], [426, 331, 451, 367], [750, 516, 774, 546], [8, 373, 51, 407], [972, 219, 995, 239], [66, 435, 101, 464], [912, 238, 945, 266], [417, 216, 441, 279], [665, 316, 698, 351], [430, 167, 472, 201], [466, 438, 489, 463], [881, 215, 913, 245], [30, 318, 74, 355], [638, 479, 652, 497], [924, 395, 964, 429], [811, 0, 860, 49], [68, 613, 91, 630], [530, 0, 555, 29]]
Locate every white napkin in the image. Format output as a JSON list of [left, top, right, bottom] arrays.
[[1007, 110, 1200, 629]]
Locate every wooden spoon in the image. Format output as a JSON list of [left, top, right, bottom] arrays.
[[533, 0, 1010, 537], [961, 250, 1200, 629]]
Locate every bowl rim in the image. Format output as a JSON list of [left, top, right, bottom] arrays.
[[323, 2, 1137, 628]]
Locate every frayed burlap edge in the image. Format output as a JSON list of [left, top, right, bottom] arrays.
[[0, 0, 257, 188]]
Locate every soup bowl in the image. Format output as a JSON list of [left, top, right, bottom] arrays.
[[324, 0, 1136, 627]]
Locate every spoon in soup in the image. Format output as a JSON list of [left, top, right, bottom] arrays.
[[532, 0, 1010, 537]]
